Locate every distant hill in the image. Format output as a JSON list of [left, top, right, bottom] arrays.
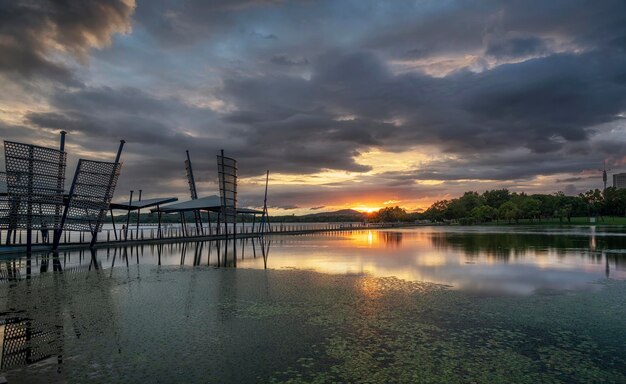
[[272, 209, 368, 222], [305, 209, 365, 217]]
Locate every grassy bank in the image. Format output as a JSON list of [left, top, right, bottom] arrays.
[[483, 216, 626, 226]]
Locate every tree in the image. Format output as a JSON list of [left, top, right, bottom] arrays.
[[482, 189, 510, 210], [498, 201, 521, 223], [459, 191, 484, 213], [421, 200, 449, 222], [471, 205, 497, 223], [602, 187, 626, 217], [580, 189, 603, 217], [518, 196, 541, 222], [370, 206, 408, 222], [444, 199, 467, 221]]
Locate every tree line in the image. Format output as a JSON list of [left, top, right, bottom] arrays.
[[368, 187, 626, 224]]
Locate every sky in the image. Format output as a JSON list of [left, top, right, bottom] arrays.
[[1, 0, 625, 214]]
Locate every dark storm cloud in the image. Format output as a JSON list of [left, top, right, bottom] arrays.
[[133, 0, 281, 46], [220, 49, 626, 160], [0, 0, 134, 83], [3, 0, 626, 205], [485, 36, 549, 59], [270, 54, 309, 66], [366, 0, 626, 59]]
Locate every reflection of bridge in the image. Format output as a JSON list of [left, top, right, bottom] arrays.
[[0, 237, 272, 287], [0, 250, 116, 379], [0, 222, 420, 255]]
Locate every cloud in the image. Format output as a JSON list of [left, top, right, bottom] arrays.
[[3, 0, 626, 208], [133, 0, 282, 46], [0, 0, 135, 84], [220, 49, 626, 161], [270, 54, 308, 66], [485, 36, 550, 59]]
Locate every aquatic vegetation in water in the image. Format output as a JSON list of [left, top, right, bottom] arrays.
[[0, 267, 625, 383]]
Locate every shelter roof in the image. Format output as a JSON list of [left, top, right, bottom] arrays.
[[151, 195, 262, 215], [110, 197, 178, 211]]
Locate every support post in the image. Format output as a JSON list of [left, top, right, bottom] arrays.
[[125, 190, 133, 241], [110, 209, 118, 240], [260, 170, 271, 234], [157, 204, 162, 239], [135, 189, 142, 239]]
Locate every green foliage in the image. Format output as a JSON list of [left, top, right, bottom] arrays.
[[471, 205, 497, 222], [369, 206, 409, 223], [419, 187, 626, 225]]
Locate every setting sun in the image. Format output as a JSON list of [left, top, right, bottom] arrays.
[[352, 205, 382, 213]]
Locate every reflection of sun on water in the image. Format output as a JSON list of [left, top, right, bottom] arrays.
[[359, 277, 384, 299], [346, 231, 378, 247]]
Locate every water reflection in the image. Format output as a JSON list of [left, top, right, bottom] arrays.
[[0, 227, 625, 380], [0, 227, 625, 296]]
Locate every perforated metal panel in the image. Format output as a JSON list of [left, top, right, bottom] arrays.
[[63, 159, 121, 232], [217, 154, 237, 223], [3, 141, 66, 230], [0, 172, 8, 229], [0, 318, 58, 370], [185, 159, 198, 200]]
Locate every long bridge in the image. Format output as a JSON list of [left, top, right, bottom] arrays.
[[0, 222, 422, 255]]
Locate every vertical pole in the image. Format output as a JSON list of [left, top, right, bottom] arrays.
[[125, 190, 133, 241], [260, 170, 271, 234], [91, 140, 124, 248], [157, 205, 162, 239], [135, 189, 142, 239], [53, 131, 67, 246], [110, 209, 118, 240], [26, 145, 33, 259], [219, 150, 226, 241], [115, 140, 125, 164], [186, 150, 201, 232], [54, 163, 82, 251]]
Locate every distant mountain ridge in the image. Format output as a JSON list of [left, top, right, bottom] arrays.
[[272, 208, 367, 222], [304, 209, 365, 217]]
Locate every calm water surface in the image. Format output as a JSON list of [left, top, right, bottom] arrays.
[[8, 225, 626, 294], [1, 225, 625, 382]]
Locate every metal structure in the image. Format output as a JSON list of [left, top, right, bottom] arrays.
[[3, 141, 66, 230], [217, 150, 237, 226], [185, 150, 203, 232], [109, 196, 177, 240], [3, 135, 67, 250], [185, 150, 198, 200], [53, 140, 125, 249], [0, 171, 9, 236], [259, 170, 272, 234], [61, 160, 121, 232], [600, 160, 612, 191], [1, 318, 59, 370]]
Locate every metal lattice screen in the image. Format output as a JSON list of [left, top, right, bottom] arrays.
[[63, 159, 121, 232], [3, 141, 66, 230], [0, 171, 8, 229], [0, 318, 58, 370], [185, 159, 198, 200], [217, 154, 237, 223]]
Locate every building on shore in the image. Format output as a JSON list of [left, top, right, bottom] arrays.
[[613, 173, 626, 189]]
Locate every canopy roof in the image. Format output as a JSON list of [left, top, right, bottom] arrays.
[[151, 195, 262, 215], [110, 197, 178, 211]]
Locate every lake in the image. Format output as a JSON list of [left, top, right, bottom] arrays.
[[1, 225, 625, 382]]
